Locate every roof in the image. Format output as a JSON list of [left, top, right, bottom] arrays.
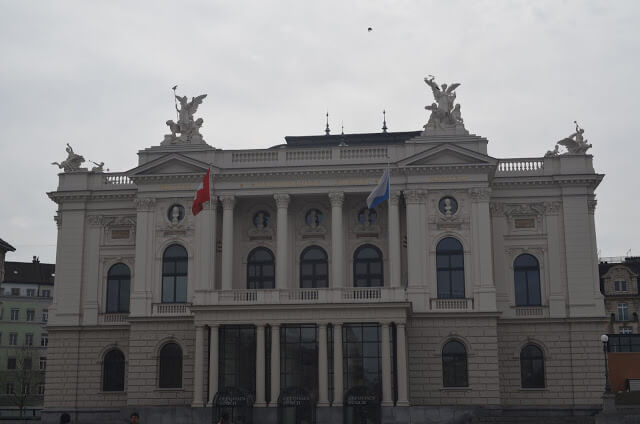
[[2, 261, 55, 286], [281, 131, 422, 148], [599, 257, 640, 276], [0, 238, 15, 253]]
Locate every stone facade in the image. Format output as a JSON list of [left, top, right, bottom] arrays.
[[599, 258, 640, 334], [43, 96, 607, 423]]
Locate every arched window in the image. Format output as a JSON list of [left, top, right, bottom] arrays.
[[247, 247, 275, 289], [300, 246, 328, 288], [353, 244, 383, 287], [102, 349, 125, 392], [106, 263, 131, 313], [436, 238, 465, 299], [162, 244, 188, 303], [514, 254, 541, 306], [158, 342, 182, 388], [520, 344, 545, 388], [442, 340, 468, 387]]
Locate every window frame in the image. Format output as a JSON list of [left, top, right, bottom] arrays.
[[10, 309, 19, 321], [40, 334, 48, 347], [618, 303, 630, 321], [158, 342, 183, 389], [161, 244, 188, 304], [106, 263, 131, 313], [299, 246, 329, 289], [26, 309, 35, 322], [513, 254, 542, 306], [247, 247, 276, 290], [436, 238, 465, 299], [353, 244, 384, 288], [520, 344, 545, 389], [25, 333, 33, 346], [103, 349, 126, 392], [9, 333, 18, 346], [442, 340, 468, 388]]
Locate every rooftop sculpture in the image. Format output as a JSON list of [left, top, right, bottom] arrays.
[[51, 143, 85, 172], [162, 89, 208, 145], [546, 121, 592, 156], [423, 75, 468, 135]]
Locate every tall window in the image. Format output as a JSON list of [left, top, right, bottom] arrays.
[[40, 334, 48, 347], [442, 340, 468, 387], [618, 303, 630, 321], [353, 244, 383, 287], [300, 246, 328, 288], [436, 238, 465, 299], [281, 325, 318, 393], [520, 344, 545, 388], [343, 324, 382, 396], [219, 325, 256, 394], [158, 343, 182, 388], [107, 263, 131, 313], [10, 309, 19, 321], [514, 254, 541, 306], [25, 333, 33, 346], [162, 245, 188, 303], [247, 247, 275, 289], [103, 349, 125, 391]]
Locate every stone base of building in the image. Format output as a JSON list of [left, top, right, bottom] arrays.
[[41, 405, 602, 424]]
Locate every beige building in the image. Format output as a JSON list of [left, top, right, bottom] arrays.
[[600, 257, 640, 335], [43, 82, 607, 424]]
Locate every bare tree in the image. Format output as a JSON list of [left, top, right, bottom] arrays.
[[0, 346, 44, 418]]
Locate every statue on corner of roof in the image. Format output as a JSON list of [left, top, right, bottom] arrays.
[[545, 121, 592, 156], [162, 90, 208, 145], [422, 75, 468, 136], [51, 143, 86, 172]]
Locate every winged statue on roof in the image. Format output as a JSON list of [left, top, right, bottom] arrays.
[[423, 75, 467, 135], [162, 90, 208, 145]]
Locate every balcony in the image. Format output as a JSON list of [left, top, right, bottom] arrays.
[[152, 303, 192, 316], [98, 313, 129, 325], [201, 287, 407, 306], [429, 298, 474, 312], [513, 305, 547, 318]]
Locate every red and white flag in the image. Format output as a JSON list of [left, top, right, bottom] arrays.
[[192, 169, 211, 216]]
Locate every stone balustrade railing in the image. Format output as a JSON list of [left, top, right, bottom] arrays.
[[430, 298, 474, 311], [152, 303, 192, 316], [98, 313, 129, 324]]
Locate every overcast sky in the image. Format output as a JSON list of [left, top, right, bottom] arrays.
[[1, 0, 638, 263]]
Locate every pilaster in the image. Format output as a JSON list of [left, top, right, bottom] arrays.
[[131, 197, 156, 317], [318, 323, 329, 406], [396, 322, 409, 406], [329, 192, 345, 288], [388, 192, 402, 288], [207, 325, 219, 406], [404, 190, 426, 288], [333, 323, 343, 406], [220, 195, 235, 291], [270, 324, 280, 407], [380, 322, 393, 406], [274, 194, 290, 290], [255, 324, 266, 406], [192, 324, 205, 407], [469, 188, 496, 312]]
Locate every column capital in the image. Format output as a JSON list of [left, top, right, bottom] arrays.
[[208, 324, 220, 329], [317, 322, 328, 329], [220, 195, 236, 210], [134, 197, 156, 212], [274, 193, 290, 208], [468, 187, 491, 203], [380, 321, 391, 328], [404, 189, 426, 205], [195, 323, 206, 329], [329, 191, 345, 207], [389, 191, 402, 206], [395, 321, 406, 328], [256, 322, 266, 329]]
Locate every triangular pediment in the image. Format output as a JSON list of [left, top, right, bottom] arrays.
[[398, 143, 497, 167], [127, 153, 214, 177]]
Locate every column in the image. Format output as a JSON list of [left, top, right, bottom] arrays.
[[208, 325, 219, 406], [396, 323, 409, 406], [194, 200, 216, 295], [270, 324, 280, 407], [329, 192, 345, 288], [255, 324, 266, 406], [333, 323, 344, 406], [131, 197, 156, 317], [404, 190, 425, 288], [318, 323, 329, 406], [220, 195, 235, 290], [388, 192, 402, 288], [274, 194, 290, 289], [380, 322, 393, 406], [469, 188, 496, 311], [82, 216, 103, 325], [192, 324, 205, 407], [546, 201, 566, 317]]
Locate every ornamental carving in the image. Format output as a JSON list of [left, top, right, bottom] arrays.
[[404, 190, 427, 205], [274, 193, 290, 209], [54, 211, 62, 228], [328, 192, 345, 208], [301, 207, 327, 239], [489, 202, 504, 217], [588, 199, 597, 214], [220, 195, 236, 210], [389, 191, 401, 207], [87, 215, 106, 227], [248, 210, 273, 240], [505, 247, 545, 266], [134, 197, 156, 212], [468, 187, 491, 202], [544, 201, 562, 216]]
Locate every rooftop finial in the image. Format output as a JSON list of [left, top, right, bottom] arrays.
[[341, 121, 344, 136], [382, 110, 388, 133], [325, 111, 331, 135]]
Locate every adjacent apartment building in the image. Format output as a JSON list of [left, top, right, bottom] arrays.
[[44, 81, 607, 424], [0, 253, 54, 417]]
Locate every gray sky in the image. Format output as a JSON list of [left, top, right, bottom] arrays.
[[1, 0, 638, 263]]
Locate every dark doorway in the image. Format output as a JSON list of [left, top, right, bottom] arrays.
[[278, 386, 315, 424], [213, 387, 254, 424], [343, 386, 381, 424]]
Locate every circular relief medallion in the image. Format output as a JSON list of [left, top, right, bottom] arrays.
[[253, 211, 271, 229], [168, 204, 185, 223], [438, 197, 458, 216]]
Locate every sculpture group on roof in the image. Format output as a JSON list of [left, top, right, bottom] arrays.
[[545, 121, 592, 156], [51, 143, 85, 172], [162, 89, 208, 145], [423, 75, 466, 134]]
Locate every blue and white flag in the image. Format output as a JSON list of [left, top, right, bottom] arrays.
[[366, 168, 390, 209]]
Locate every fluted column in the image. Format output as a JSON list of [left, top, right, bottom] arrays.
[[255, 324, 266, 406], [318, 323, 329, 406], [220, 195, 235, 290], [380, 322, 393, 406], [333, 323, 344, 406], [389, 192, 402, 288], [329, 192, 345, 288], [192, 324, 205, 407], [396, 323, 409, 406], [208, 325, 219, 406], [405, 190, 425, 288], [274, 194, 290, 290], [270, 324, 280, 407]]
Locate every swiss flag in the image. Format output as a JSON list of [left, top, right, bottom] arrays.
[[192, 169, 211, 216]]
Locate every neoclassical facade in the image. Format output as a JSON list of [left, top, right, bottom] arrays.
[[44, 85, 607, 424]]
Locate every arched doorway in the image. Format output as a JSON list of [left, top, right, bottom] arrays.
[[213, 387, 254, 424], [343, 386, 380, 424], [278, 387, 315, 424]]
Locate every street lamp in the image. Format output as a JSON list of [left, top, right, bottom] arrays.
[[601, 334, 611, 393]]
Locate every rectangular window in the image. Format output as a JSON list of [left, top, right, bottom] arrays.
[[22, 383, 30, 395], [25, 333, 33, 346], [40, 334, 48, 347], [618, 303, 630, 321], [9, 333, 18, 346], [219, 325, 256, 394], [38, 384, 45, 395], [343, 324, 382, 396], [24, 358, 32, 370], [42, 289, 50, 298], [39, 357, 47, 370], [615, 281, 628, 292], [26, 309, 35, 321], [280, 325, 318, 395], [620, 327, 633, 335], [7, 357, 16, 369], [11, 288, 20, 296], [10, 309, 19, 321], [26, 289, 35, 297], [42, 309, 48, 322], [6, 383, 15, 394]]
